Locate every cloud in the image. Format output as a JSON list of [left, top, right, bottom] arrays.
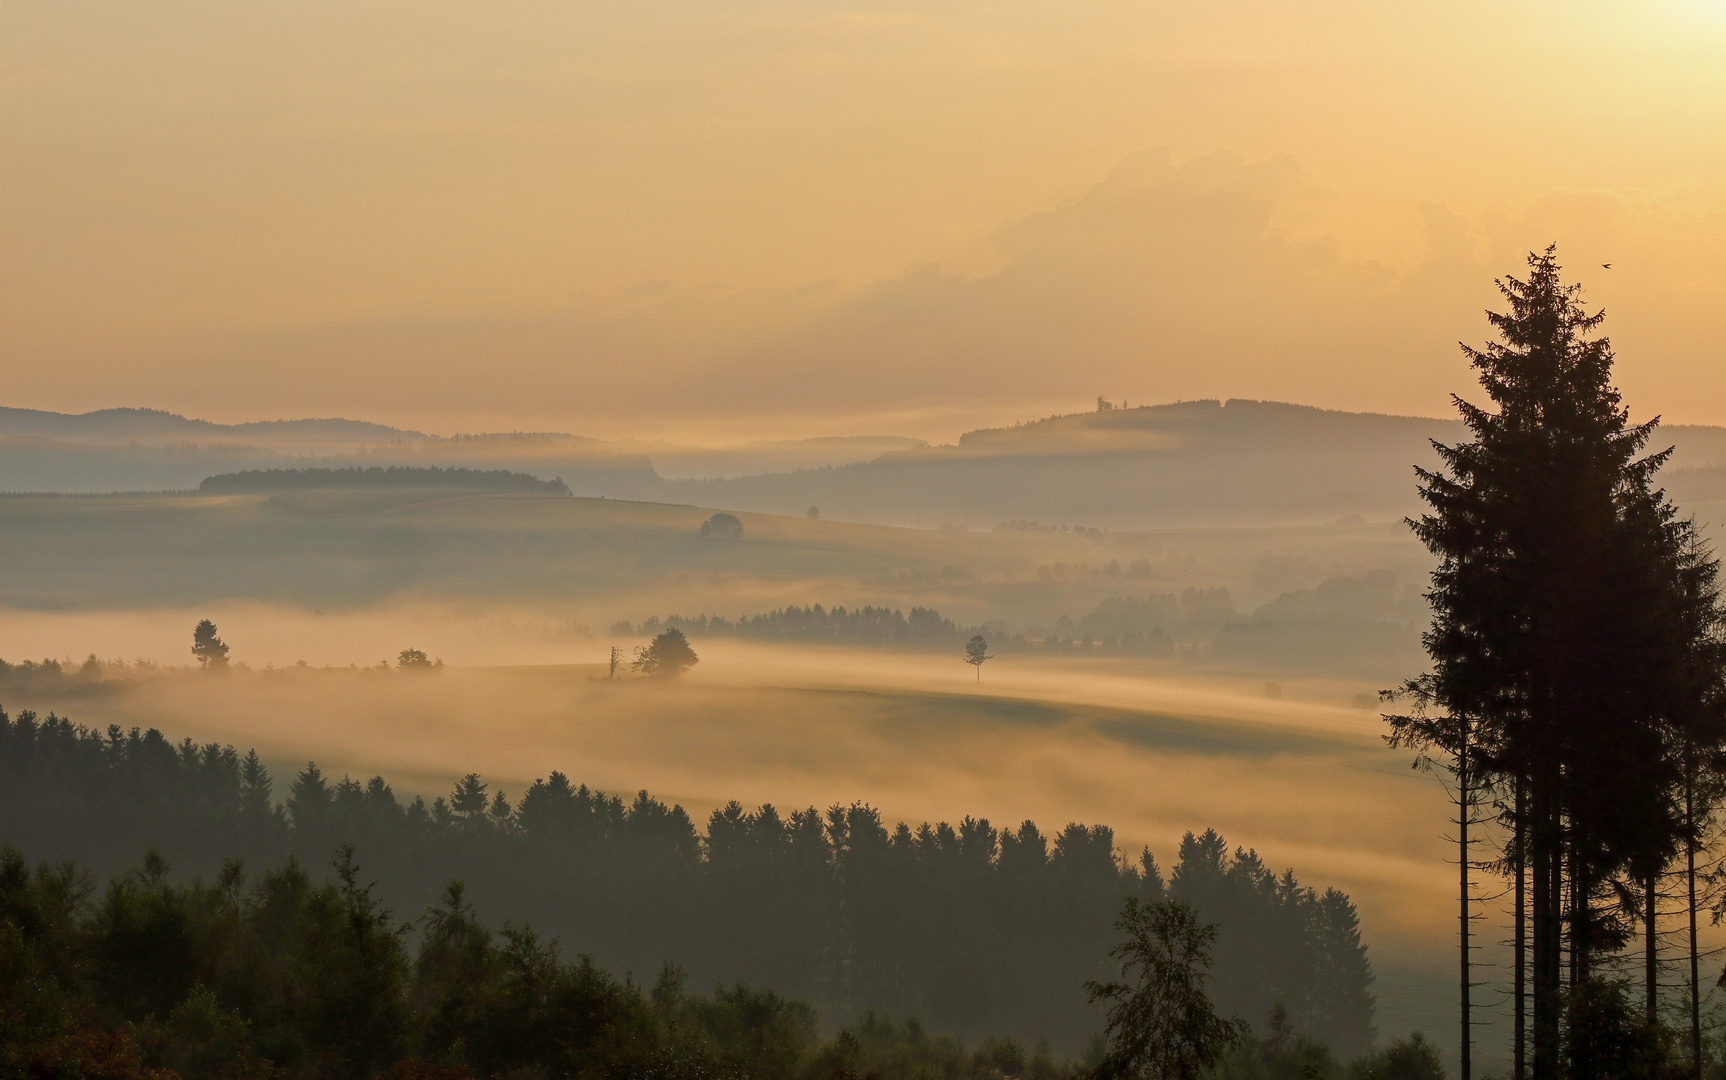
[[18, 146, 1724, 440], [696, 149, 1477, 415], [698, 150, 1726, 428]]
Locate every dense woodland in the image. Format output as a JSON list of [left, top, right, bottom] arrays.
[[199, 467, 572, 495], [0, 706, 1374, 1068]]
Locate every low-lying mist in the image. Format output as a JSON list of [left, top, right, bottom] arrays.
[[9, 612, 1694, 1059], [2, 637, 1444, 937]]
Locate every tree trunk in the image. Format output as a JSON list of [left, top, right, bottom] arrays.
[[1569, 821, 1587, 989], [1688, 765, 1702, 1080], [1515, 777, 1527, 1080], [1645, 870, 1658, 1028], [1532, 788, 1559, 1080], [1459, 715, 1472, 1080]]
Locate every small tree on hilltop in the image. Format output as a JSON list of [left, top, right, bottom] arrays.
[[633, 627, 700, 679], [964, 634, 993, 683], [1086, 897, 1245, 1080], [192, 619, 230, 671]]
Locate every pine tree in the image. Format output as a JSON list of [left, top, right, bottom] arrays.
[[1398, 247, 1718, 1079]]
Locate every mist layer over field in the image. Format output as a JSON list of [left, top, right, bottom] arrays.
[[0, 485, 1630, 1064], [0, 631, 1475, 1041]]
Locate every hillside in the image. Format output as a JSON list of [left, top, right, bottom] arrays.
[[0, 408, 907, 494], [665, 400, 1458, 527], [667, 400, 1726, 528], [10, 400, 1726, 531], [0, 405, 421, 446]]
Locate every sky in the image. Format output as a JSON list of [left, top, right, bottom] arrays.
[[3, 0, 1725, 441]]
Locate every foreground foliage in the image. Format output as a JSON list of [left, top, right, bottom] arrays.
[[0, 846, 1095, 1080]]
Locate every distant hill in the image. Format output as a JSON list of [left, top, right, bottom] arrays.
[[0, 406, 421, 446], [654, 400, 1459, 527], [8, 400, 1726, 527], [656, 400, 1726, 528], [0, 409, 653, 494], [0, 408, 912, 493]]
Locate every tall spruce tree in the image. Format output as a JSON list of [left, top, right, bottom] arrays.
[[1393, 247, 1721, 1080]]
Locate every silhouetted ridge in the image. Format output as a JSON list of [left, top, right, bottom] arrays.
[[0, 404, 421, 443], [200, 466, 571, 494]]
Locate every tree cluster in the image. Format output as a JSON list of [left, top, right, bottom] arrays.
[[622, 605, 1177, 660], [630, 629, 699, 678], [626, 605, 965, 648], [1388, 248, 1726, 1079], [698, 513, 743, 539], [198, 467, 571, 495], [0, 708, 1375, 1058]]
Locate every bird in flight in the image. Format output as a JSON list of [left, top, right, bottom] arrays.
[[1602, 263, 1612, 269]]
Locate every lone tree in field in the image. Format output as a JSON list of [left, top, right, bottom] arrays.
[[192, 619, 230, 671], [964, 634, 992, 682], [1086, 897, 1244, 1080], [633, 627, 700, 679]]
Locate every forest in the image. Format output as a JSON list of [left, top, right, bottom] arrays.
[[199, 468, 572, 495], [623, 604, 1174, 657], [0, 705, 1376, 1077]]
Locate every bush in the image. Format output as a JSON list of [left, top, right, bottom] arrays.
[[1347, 1032, 1444, 1080], [699, 513, 743, 539]]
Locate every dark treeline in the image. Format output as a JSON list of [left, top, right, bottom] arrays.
[[0, 708, 1375, 1059], [0, 844, 1090, 1080], [625, 606, 968, 648], [1, 841, 1444, 1080], [619, 605, 1173, 657], [622, 580, 1418, 671], [199, 466, 571, 495]]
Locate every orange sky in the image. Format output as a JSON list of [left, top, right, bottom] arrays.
[[3, 0, 1724, 441]]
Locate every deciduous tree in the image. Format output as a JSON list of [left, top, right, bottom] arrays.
[[633, 628, 700, 679], [1086, 896, 1245, 1080]]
